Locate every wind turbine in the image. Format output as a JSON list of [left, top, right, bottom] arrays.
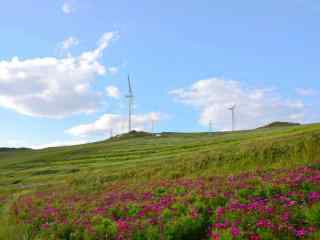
[[228, 105, 236, 131], [126, 75, 134, 132], [209, 120, 213, 133], [151, 118, 155, 133], [109, 129, 113, 138]]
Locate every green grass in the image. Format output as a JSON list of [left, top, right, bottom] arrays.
[[1, 123, 320, 197], [1, 123, 320, 239]]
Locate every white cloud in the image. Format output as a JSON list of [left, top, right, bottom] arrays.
[[0, 138, 90, 150], [0, 139, 26, 148], [60, 36, 79, 50], [108, 66, 118, 75], [0, 32, 119, 118], [66, 112, 161, 137], [296, 88, 318, 97], [31, 139, 88, 149], [62, 2, 74, 14], [106, 85, 120, 98], [171, 78, 306, 131]]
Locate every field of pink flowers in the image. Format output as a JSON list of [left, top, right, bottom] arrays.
[[11, 163, 320, 240]]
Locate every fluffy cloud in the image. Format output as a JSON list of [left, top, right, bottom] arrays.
[[106, 86, 120, 98], [31, 139, 88, 149], [0, 32, 118, 118], [60, 36, 79, 50], [296, 88, 318, 97], [0, 139, 88, 149], [66, 112, 161, 137], [62, 2, 74, 14], [171, 78, 306, 131]]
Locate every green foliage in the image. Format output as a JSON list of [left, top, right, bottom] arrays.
[[218, 230, 233, 240], [55, 224, 78, 240], [175, 186, 187, 195], [132, 226, 160, 240], [171, 203, 188, 215], [162, 208, 173, 222], [305, 202, 320, 227], [238, 188, 256, 200], [2, 123, 320, 239], [1, 223, 35, 240], [1, 123, 320, 199], [310, 231, 320, 239], [258, 184, 287, 198], [260, 121, 300, 129], [91, 216, 117, 240], [308, 162, 320, 170], [208, 196, 228, 210], [164, 215, 207, 240], [155, 187, 167, 197], [256, 229, 274, 240], [127, 204, 141, 217]]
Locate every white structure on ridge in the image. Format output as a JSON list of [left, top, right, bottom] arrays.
[[228, 105, 236, 131], [126, 75, 134, 132]]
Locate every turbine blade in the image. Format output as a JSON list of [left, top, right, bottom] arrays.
[[128, 75, 132, 95]]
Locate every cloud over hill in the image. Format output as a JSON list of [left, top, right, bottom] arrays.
[[66, 112, 162, 137], [171, 78, 305, 130]]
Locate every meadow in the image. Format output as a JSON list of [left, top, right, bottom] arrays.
[[1, 123, 320, 239]]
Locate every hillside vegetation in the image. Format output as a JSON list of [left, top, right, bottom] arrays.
[[1, 123, 320, 239], [0, 147, 30, 153], [1, 123, 320, 197], [259, 121, 301, 129]]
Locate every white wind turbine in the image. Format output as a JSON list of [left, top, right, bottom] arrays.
[[126, 75, 134, 132], [209, 120, 213, 133], [228, 104, 236, 131]]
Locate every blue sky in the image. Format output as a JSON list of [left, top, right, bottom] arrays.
[[0, 0, 319, 148]]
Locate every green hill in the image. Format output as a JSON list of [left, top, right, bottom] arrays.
[[2, 123, 320, 239], [1, 123, 320, 196], [0, 147, 30, 153], [259, 121, 301, 128]]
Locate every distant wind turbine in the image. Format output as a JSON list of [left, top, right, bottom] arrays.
[[151, 118, 155, 133], [228, 105, 236, 131], [109, 129, 113, 138], [209, 120, 213, 133], [126, 75, 134, 132]]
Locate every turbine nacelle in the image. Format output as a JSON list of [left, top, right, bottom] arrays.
[[228, 104, 236, 111]]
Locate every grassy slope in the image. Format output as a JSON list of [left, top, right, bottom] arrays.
[[1, 123, 320, 238], [1, 123, 320, 197]]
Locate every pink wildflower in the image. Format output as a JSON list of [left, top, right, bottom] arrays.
[[295, 228, 307, 238], [250, 234, 261, 240], [231, 226, 241, 237], [211, 232, 220, 240]]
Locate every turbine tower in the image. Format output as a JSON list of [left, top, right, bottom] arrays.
[[228, 105, 236, 131], [126, 75, 134, 132], [151, 118, 155, 133], [209, 120, 213, 133], [109, 129, 113, 138]]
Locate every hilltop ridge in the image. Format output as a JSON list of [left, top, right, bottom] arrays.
[[260, 121, 301, 129], [0, 147, 31, 153]]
